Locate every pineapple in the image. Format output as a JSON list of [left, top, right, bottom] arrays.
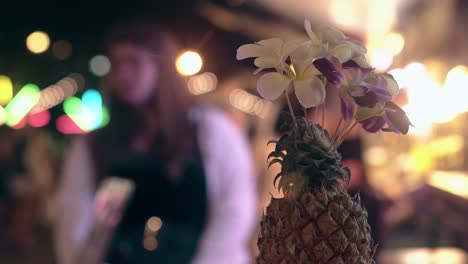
[[257, 115, 376, 264], [236, 19, 411, 264]]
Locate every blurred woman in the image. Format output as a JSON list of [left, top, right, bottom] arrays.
[[55, 20, 257, 264]]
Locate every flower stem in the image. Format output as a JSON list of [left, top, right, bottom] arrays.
[[332, 117, 343, 143], [332, 120, 350, 148], [343, 121, 358, 139], [334, 121, 358, 149], [303, 107, 309, 125], [321, 101, 325, 136], [284, 90, 297, 127], [310, 107, 316, 122]]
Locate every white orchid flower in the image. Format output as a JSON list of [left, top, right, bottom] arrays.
[[256, 60, 325, 108], [304, 20, 367, 64], [237, 37, 325, 108], [236, 38, 302, 74]]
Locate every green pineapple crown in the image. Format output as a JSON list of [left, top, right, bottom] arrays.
[[268, 112, 350, 196]]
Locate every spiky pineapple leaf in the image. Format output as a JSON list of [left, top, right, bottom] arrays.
[[267, 139, 278, 145], [273, 172, 282, 188], [342, 167, 351, 184], [267, 150, 285, 161], [268, 158, 282, 168], [266, 113, 351, 193]]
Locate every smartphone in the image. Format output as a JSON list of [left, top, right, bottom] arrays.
[[76, 177, 135, 264]]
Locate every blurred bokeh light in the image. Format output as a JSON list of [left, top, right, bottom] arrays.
[[5, 83, 41, 127], [89, 55, 111, 77], [56, 114, 86, 134], [26, 31, 50, 54], [187, 72, 217, 95], [0, 106, 6, 125], [52, 40, 73, 60], [28, 110, 51, 128], [146, 217, 163, 232], [0, 75, 13, 105], [176, 50, 203, 76]]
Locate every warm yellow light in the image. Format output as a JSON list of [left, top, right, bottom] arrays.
[[26, 31, 50, 54], [395, 62, 465, 134], [329, 0, 360, 28], [143, 236, 158, 251], [0, 106, 6, 125], [0, 75, 13, 105], [147, 217, 162, 232], [432, 248, 467, 263], [369, 49, 393, 71], [439, 65, 468, 120], [187, 72, 218, 95], [429, 171, 468, 199], [446, 65, 468, 81], [228, 88, 272, 118], [176, 51, 203, 76], [383, 32, 405, 55], [384, 248, 467, 264]]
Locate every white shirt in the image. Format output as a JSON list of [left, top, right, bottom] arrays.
[[55, 106, 258, 264]]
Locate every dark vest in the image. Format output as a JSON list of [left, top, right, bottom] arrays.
[[104, 143, 208, 264]]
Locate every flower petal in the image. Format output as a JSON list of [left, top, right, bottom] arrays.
[[361, 116, 386, 133], [356, 105, 385, 121], [237, 44, 272, 60], [353, 92, 378, 107], [360, 83, 392, 102], [304, 20, 320, 44], [293, 76, 326, 108], [332, 44, 354, 63], [302, 64, 321, 78], [381, 73, 399, 99], [313, 58, 344, 86], [346, 67, 372, 85], [344, 39, 367, 54], [340, 91, 356, 122], [384, 101, 411, 134], [253, 67, 265, 75], [257, 38, 284, 53], [348, 85, 367, 97], [319, 26, 346, 45], [290, 42, 323, 64], [351, 54, 372, 68], [254, 57, 281, 69], [283, 39, 305, 56], [257, 72, 291, 100], [342, 60, 360, 68], [290, 43, 325, 76]]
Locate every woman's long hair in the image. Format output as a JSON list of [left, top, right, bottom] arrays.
[[89, 19, 195, 183]]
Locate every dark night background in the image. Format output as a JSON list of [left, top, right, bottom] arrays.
[[0, 0, 253, 92]]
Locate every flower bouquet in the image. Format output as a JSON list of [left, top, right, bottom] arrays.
[[237, 21, 411, 263]]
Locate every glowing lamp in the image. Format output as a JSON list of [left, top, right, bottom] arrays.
[[176, 51, 203, 76], [26, 31, 50, 54]]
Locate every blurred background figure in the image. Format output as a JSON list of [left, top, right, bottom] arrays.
[[55, 19, 257, 264], [0, 126, 56, 254]]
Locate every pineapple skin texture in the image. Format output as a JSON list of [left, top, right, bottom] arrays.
[[257, 184, 376, 264]]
